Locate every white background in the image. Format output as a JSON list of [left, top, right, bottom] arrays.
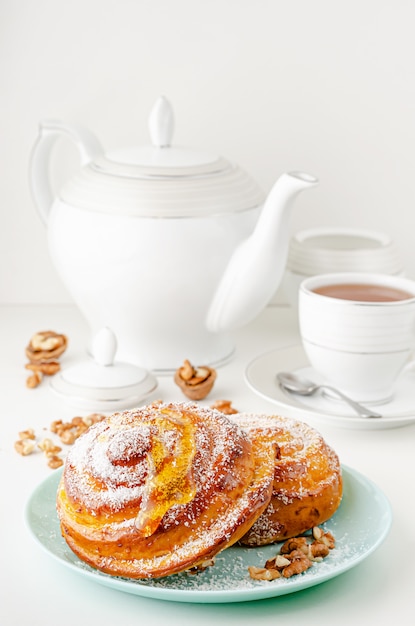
[[2, 0, 415, 304]]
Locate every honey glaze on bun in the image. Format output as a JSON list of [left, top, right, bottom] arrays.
[[56, 402, 276, 579], [233, 414, 343, 546]]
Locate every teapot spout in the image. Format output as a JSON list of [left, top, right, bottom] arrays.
[[206, 171, 318, 333]]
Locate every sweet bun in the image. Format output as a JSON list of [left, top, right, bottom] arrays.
[[234, 414, 343, 546], [56, 401, 276, 578]]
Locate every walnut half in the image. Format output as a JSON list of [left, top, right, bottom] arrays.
[[174, 359, 216, 400], [25, 330, 67, 363], [25, 330, 67, 389]]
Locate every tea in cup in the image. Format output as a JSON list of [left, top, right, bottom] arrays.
[[298, 272, 415, 404], [280, 227, 403, 308]]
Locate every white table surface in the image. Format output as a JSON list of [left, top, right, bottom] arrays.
[[1, 303, 413, 625]]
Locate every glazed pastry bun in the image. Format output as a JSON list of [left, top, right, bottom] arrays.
[[56, 402, 276, 579], [234, 413, 343, 546]]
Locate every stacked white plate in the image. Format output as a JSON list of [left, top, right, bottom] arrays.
[[280, 227, 404, 308]]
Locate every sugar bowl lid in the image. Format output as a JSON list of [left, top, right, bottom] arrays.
[[50, 328, 158, 411]]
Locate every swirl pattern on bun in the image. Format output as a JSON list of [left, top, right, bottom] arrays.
[[233, 413, 343, 546], [56, 402, 276, 578]]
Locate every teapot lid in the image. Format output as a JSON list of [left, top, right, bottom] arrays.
[[103, 96, 221, 171], [60, 97, 265, 217]]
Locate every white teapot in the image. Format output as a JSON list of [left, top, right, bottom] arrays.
[[30, 97, 317, 370]]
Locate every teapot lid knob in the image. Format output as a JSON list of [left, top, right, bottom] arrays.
[[92, 327, 117, 366], [148, 96, 174, 147]]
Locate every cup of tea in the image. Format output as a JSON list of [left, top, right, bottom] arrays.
[[298, 272, 415, 404]]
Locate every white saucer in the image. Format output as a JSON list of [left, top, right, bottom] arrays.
[[245, 344, 415, 430]]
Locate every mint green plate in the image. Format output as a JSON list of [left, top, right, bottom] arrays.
[[25, 465, 391, 603]]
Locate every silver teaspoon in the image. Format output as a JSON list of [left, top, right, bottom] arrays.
[[276, 372, 382, 419]]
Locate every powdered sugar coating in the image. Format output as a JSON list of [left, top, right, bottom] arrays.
[[57, 402, 276, 578], [230, 413, 343, 546], [64, 402, 247, 515], [232, 412, 340, 491]]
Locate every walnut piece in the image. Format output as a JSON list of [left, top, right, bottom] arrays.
[[32, 333, 60, 351], [281, 549, 313, 578], [248, 526, 336, 582], [187, 557, 216, 574], [174, 359, 216, 400], [26, 371, 42, 388], [312, 526, 336, 549], [47, 455, 64, 469], [248, 566, 281, 581], [38, 438, 62, 455], [52, 413, 106, 445], [308, 541, 330, 560], [264, 554, 291, 570], [280, 536, 309, 555], [180, 359, 194, 381], [14, 413, 107, 469], [14, 439, 36, 456], [18, 429, 36, 440], [26, 361, 61, 375], [210, 399, 239, 415], [59, 430, 77, 445]]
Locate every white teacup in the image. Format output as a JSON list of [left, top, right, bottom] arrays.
[[298, 272, 415, 404]]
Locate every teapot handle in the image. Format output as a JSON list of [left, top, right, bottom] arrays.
[[29, 119, 103, 224]]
